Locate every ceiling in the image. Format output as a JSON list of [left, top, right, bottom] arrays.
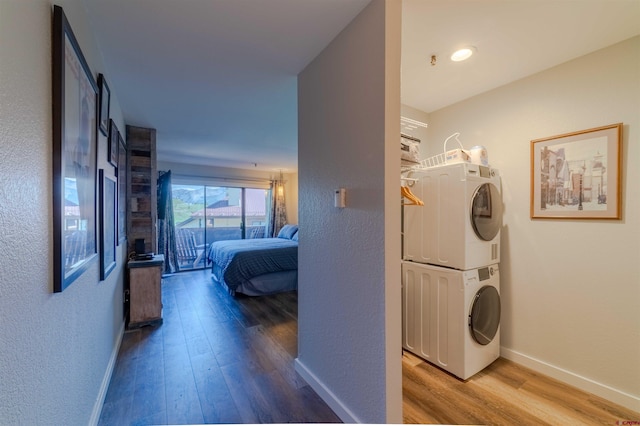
[[85, 0, 640, 173]]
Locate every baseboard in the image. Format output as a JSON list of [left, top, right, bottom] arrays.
[[294, 358, 360, 423], [89, 321, 125, 426], [501, 347, 640, 413]]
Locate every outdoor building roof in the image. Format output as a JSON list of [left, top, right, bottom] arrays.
[[190, 190, 267, 218]]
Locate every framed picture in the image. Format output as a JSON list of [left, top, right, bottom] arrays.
[[530, 123, 622, 219], [117, 132, 127, 245], [52, 5, 98, 292], [108, 119, 119, 167], [98, 74, 110, 137], [100, 170, 117, 280]]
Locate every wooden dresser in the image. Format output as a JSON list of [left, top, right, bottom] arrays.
[[128, 254, 164, 328]]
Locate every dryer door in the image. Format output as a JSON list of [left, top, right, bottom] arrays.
[[470, 183, 502, 241], [469, 285, 501, 345]]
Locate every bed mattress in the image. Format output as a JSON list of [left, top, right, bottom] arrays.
[[207, 238, 298, 295]]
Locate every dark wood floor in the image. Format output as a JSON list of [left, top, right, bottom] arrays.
[[98, 269, 340, 425], [100, 269, 640, 425]]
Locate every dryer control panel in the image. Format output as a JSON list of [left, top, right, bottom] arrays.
[[478, 265, 497, 281]]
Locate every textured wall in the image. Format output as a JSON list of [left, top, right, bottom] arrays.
[[296, 0, 402, 422], [0, 1, 126, 424], [426, 36, 640, 411]]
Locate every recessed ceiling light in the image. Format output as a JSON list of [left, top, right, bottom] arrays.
[[451, 46, 476, 62]]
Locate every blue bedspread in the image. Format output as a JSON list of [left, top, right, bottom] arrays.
[[206, 238, 298, 290]]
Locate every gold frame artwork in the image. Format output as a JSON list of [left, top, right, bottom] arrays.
[[530, 123, 622, 220]]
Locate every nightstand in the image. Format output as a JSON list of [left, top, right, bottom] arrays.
[[127, 254, 164, 328]]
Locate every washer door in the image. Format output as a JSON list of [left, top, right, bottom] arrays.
[[469, 285, 501, 345], [471, 183, 502, 241]]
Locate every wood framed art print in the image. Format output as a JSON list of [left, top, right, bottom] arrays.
[[530, 123, 622, 220], [117, 131, 127, 245], [99, 169, 117, 280], [98, 74, 110, 137], [52, 5, 99, 292], [108, 119, 119, 167]]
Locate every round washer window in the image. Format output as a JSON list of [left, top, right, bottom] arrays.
[[469, 285, 501, 345], [470, 183, 502, 241]]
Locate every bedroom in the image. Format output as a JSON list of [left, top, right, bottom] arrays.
[[0, 1, 638, 425]]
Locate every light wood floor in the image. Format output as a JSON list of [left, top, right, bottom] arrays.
[[403, 344, 639, 425], [100, 269, 639, 425]]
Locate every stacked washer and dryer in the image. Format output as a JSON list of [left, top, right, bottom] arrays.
[[402, 161, 503, 380]]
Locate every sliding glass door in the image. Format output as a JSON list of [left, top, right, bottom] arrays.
[[171, 184, 270, 271], [244, 188, 269, 238]]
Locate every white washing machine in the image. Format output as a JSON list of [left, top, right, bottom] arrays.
[[403, 162, 502, 271], [402, 260, 501, 380]]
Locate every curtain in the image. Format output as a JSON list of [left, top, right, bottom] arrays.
[[157, 170, 179, 273], [267, 179, 288, 237]]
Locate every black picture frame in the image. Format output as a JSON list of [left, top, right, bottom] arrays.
[[108, 119, 119, 167], [100, 169, 117, 280], [98, 74, 110, 137], [52, 5, 98, 292], [117, 132, 127, 245]]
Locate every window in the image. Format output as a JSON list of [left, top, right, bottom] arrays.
[[172, 183, 270, 271]]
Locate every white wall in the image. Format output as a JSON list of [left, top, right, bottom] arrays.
[[296, 0, 402, 423], [158, 161, 275, 182], [424, 36, 640, 411], [0, 1, 127, 424]]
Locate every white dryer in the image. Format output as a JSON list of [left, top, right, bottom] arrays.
[[403, 162, 502, 270], [402, 260, 501, 380]]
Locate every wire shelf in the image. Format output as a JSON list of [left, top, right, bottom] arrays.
[[412, 132, 466, 170]]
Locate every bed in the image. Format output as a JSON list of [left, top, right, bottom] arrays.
[[206, 224, 298, 296]]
